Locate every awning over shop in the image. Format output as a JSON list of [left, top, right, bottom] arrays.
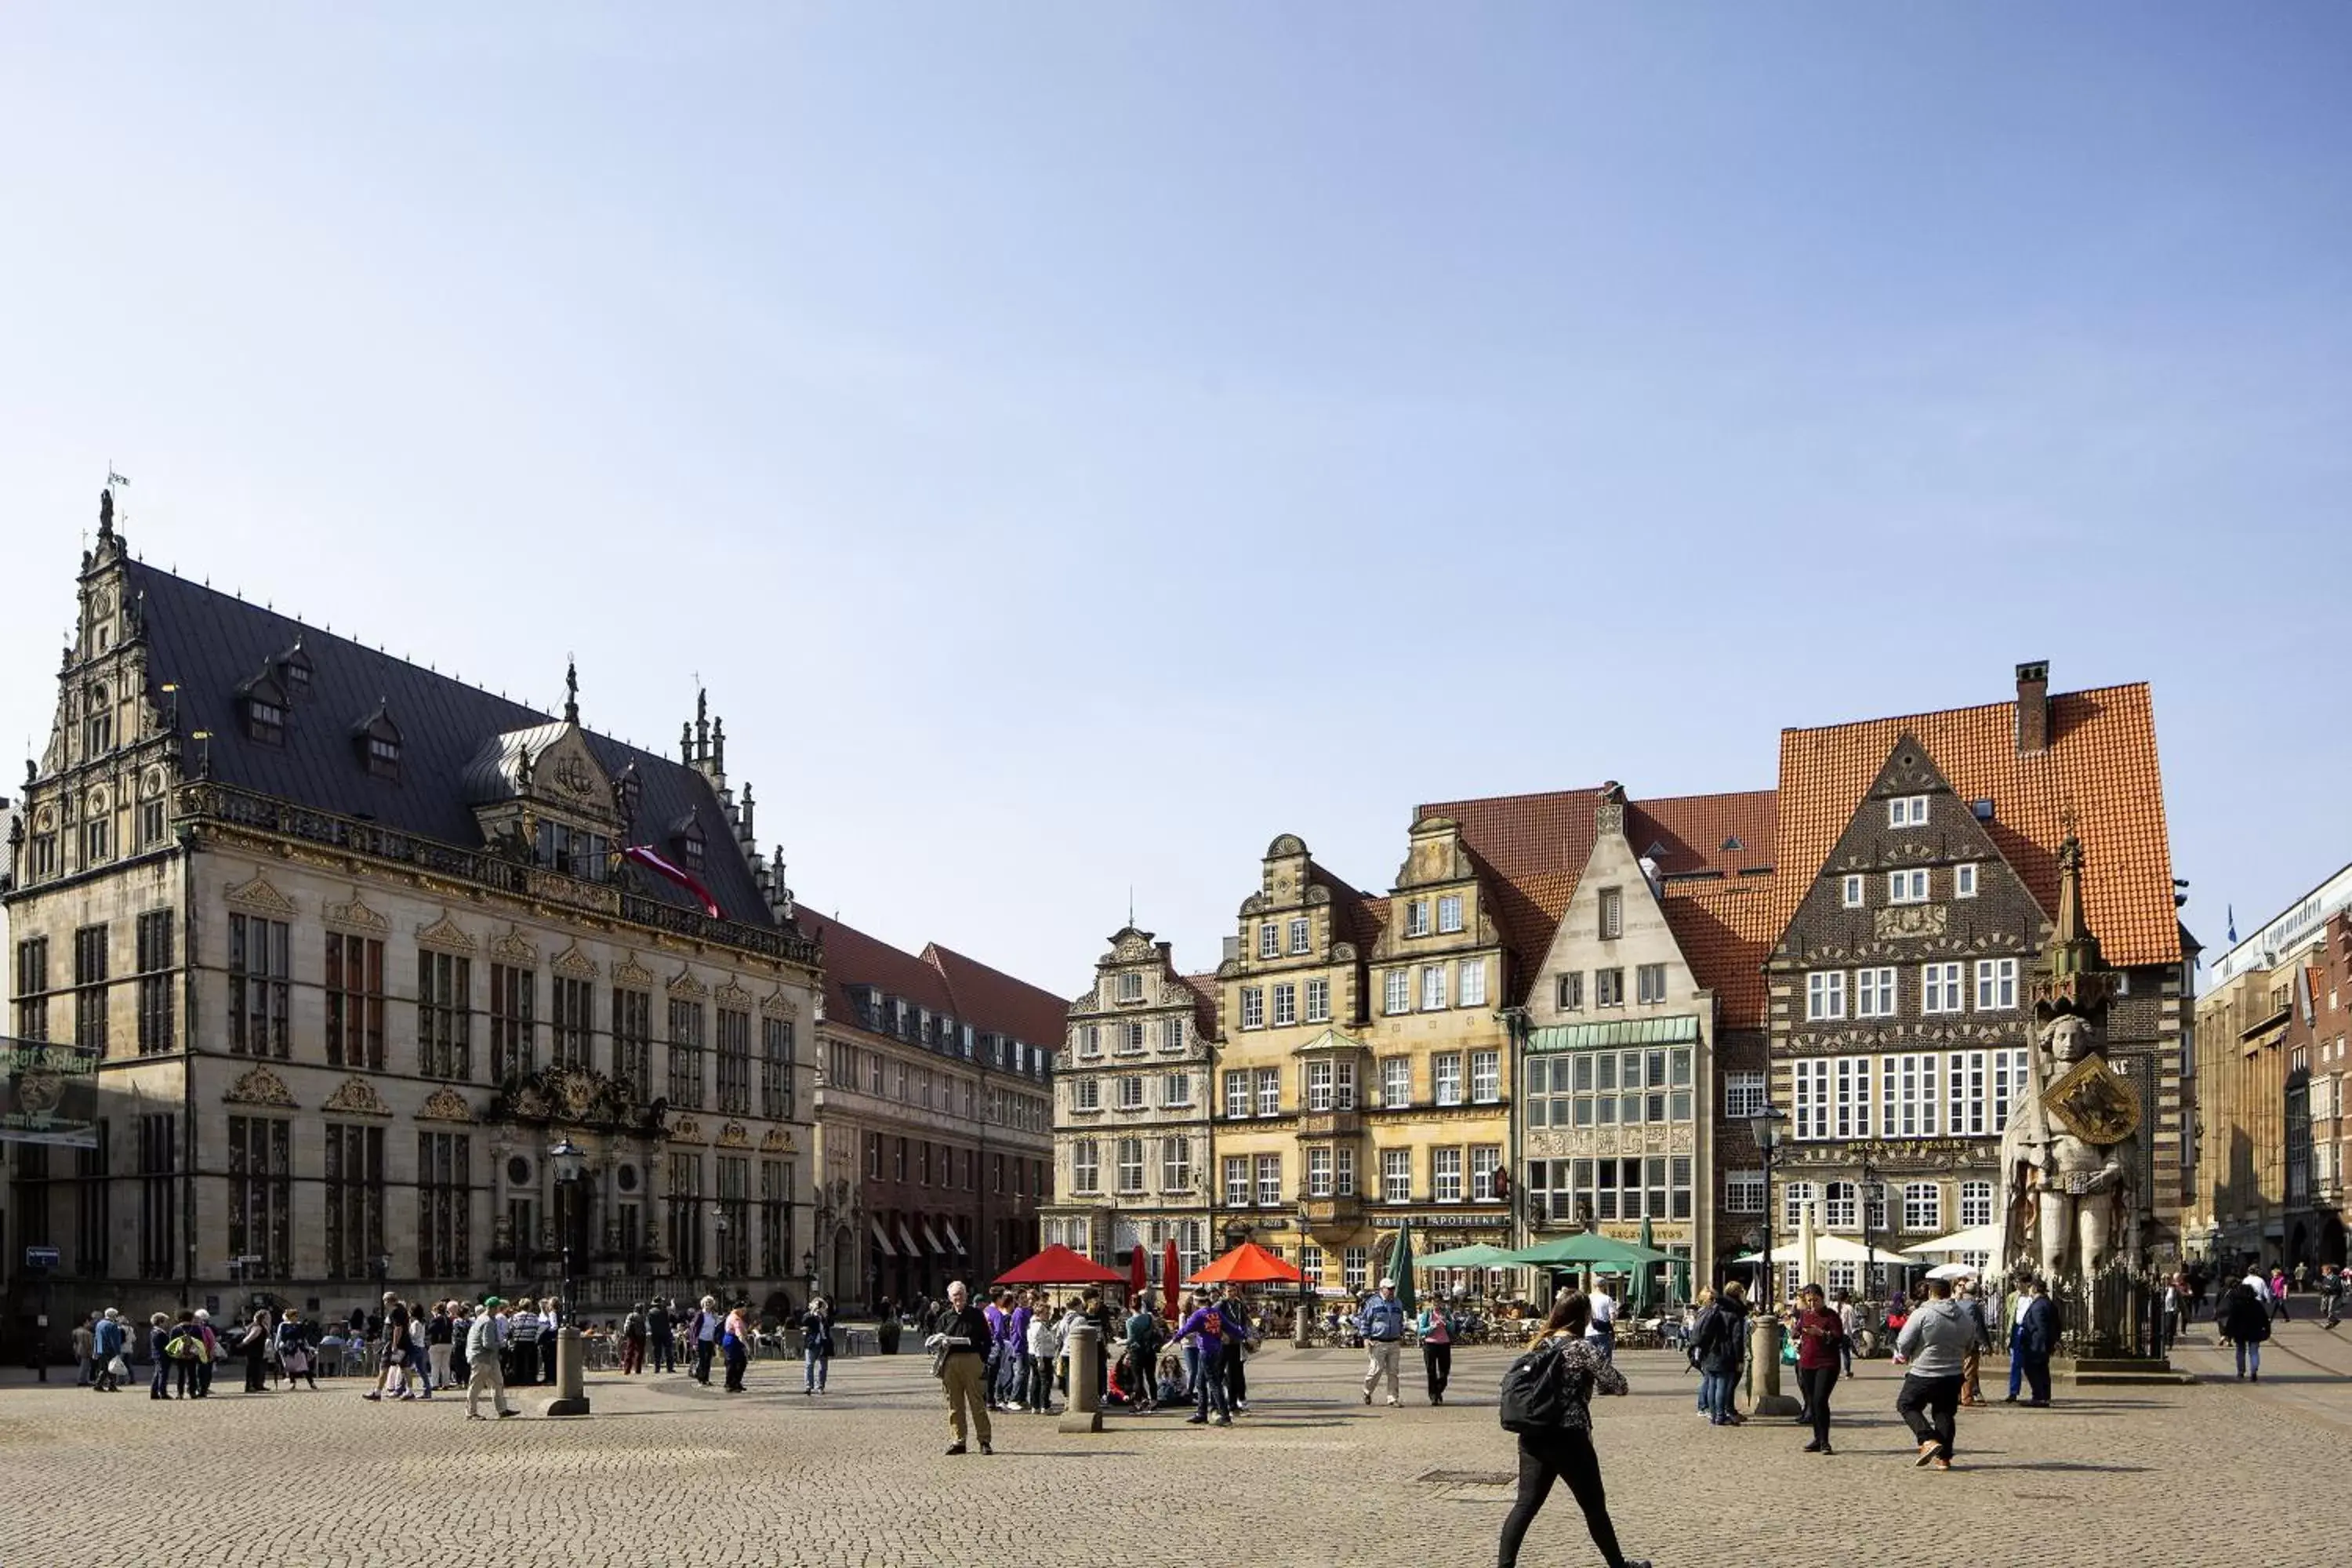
[[920, 1220, 947, 1255], [944, 1220, 967, 1254], [897, 1221, 922, 1256], [1529, 1014, 1699, 1053], [869, 1218, 896, 1257]]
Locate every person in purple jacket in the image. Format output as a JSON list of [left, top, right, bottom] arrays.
[[1001, 1291, 1036, 1411], [1173, 1292, 1231, 1428], [982, 1288, 1010, 1411]]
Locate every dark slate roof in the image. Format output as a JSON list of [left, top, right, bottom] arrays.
[[125, 560, 777, 927]]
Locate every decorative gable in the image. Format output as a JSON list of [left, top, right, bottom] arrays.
[[667, 967, 709, 1000], [324, 891, 391, 936], [551, 942, 600, 981], [759, 1127, 796, 1152], [757, 987, 798, 1018], [525, 728, 619, 822], [223, 1065, 297, 1108], [417, 1087, 477, 1123], [713, 978, 757, 1011], [321, 1076, 394, 1118], [224, 873, 297, 919], [667, 1116, 705, 1144], [489, 926, 540, 967], [717, 1120, 751, 1149], [612, 952, 657, 990], [416, 910, 477, 953]]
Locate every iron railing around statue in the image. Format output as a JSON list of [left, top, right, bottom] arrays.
[[174, 779, 818, 965], [2049, 1265, 2167, 1359]]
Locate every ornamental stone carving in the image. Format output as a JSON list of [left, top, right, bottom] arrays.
[[417, 1087, 477, 1123], [324, 891, 390, 935], [667, 967, 709, 1000], [489, 925, 541, 966], [223, 1065, 297, 1108], [717, 1120, 751, 1149], [668, 1116, 705, 1144], [1873, 905, 1949, 939], [757, 987, 798, 1018], [612, 952, 657, 990], [551, 942, 599, 981], [224, 873, 296, 918], [416, 910, 477, 953], [760, 1127, 795, 1152], [713, 978, 756, 1011], [321, 1076, 394, 1117]]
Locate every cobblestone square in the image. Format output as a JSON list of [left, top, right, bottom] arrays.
[[2, 1322, 2347, 1567]]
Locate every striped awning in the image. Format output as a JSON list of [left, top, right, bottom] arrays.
[[944, 1220, 967, 1254], [920, 1220, 947, 1256], [869, 1218, 895, 1257], [897, 1221, 922, 1257]]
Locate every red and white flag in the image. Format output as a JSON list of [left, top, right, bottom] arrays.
[[622, 845, 722, 919]]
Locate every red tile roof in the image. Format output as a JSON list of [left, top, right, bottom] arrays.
[[922, 942, 1076, 1053], [1660, 877, 1780, 1032], [1181, 971, 1223, 1040], [1773, 683, 2181, 967], [797, 906, 1073, 1051]]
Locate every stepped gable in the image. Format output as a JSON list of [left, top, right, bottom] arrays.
[[125, 560, 775, 927], [1774, 682, 2180, 967]]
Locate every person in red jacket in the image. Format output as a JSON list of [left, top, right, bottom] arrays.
[[1792, 1283, 1849, 1455]]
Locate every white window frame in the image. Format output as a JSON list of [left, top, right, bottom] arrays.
[[1833, 1054, 1874, 1139], [1595, 967, 1624, 1007], [1073, 1077, 1101, 1112], [1272, 982, 1297, 1028], [1782, 1181, 1817, 1232], [1888, 869, 1929, 904], [1856, 966, 1896, 1018], [1556, 971, 1583, 1011], [1884, 1053, 1941, 1137], [1458, 957, 1487, 1008], [1336, 1144, 1357, 1194], [1334, 1059, 1357, 1109], [1420, 965, 1447, 1011], [1384, 969, 1410, 1015], [1381, 1056, 1411, 1109], [1599, 887, 1624, 941], [1405, 900, 1431, 938], [1073, 1141, 1101, 1194], [1305, 1059, 1334, 1112], [1222, 1070, 1249, 1120], [1470, 1049, 1501, 1104], [1256, 1068, 1280, 1118], [1636, 963, 1667, 1004], [1432, 1052, 1465, 1107], [1258, 924, 1279, 960], [1974, 957, 2017, 1011], [1725, 1169, 1766, 1214], [1222, 1156, 1248, 1207], [1288, 916, 1311, 955], [1079, 1025, 1102, 1059], [1724, 1072, 1767, 1120], [1162, 1072, 1192, 1108], [1432, 1146, 1464, 1203], [1806, 971, 1847, 1021], [1902, 1181, 1941, 1234], [1304, 976, 1330, 1023], [1955, 862, 1978, 898], [1793, 1058, 1831, 1141], [1307, 1145, 1334, 1197], [1889, 795, 1928, 827], [1120, 1020, 1146, 1054], [1437, 895, 1464, 934], [1841, 874, 1865, 908], [1116, 971, 1144, 1002], [1381, 1148, 1412, 1203], [1240, 985, 1265, 1030], [1959, 1179, 1994, 1229], [1471, 1145, 1501, 1202], [1116, 1074, 1145, 1110], [1116, 1137, 1145, 1193], [1161, 1135, 1190, 1191], [1921, 962, 1964, 1014], [1160, 1016, 1185, 1052]]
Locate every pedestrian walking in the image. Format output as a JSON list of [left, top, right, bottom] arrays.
[[2012, 1278, 2056, 1406], [239, 1309, 273, 1392], [73, 1314, 97, 1388], [276, 1311, 315, 1389], [929, 1279, 993, 1455], [465, 1298, 520, 1419], [1122, 1296, 1162, 1413], [1834, 1290, 1860, 1376], [427, 1303, 456, 1391], [982, 1287, 1010, 1411], [1791, 1283, 1846, 1454], [1026, 1299, 1058, 1414], [691, 1295, 721, 1385], [1172, 1290, 1231, 1426], [1496, 1290, 1650, 1568], [1893, 1275, 1984, 1471], [1418, 1298, 1457, 1406], [1955, 1279, 1987, 1406], [2220, 1279, 2270, 1381], [90, 1309, 129, 1393], [801, 1296, 834, 1394], [721, 1302, 750, 1392], [1214, 1285, 1254, 1414], [2319, 1263, 2344, 1330], [2268, 1269, 2292, 1323], [619, 1303, 647, 1374], [147, 1314, 174, 1400], [1359, 1277, 1408, 1406], [1585, 1279, 1618, 1365], [1689, 1281, 1748, 1425]]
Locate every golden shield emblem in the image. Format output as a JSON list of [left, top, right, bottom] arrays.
[[2042, 1051, 2140, 1145]]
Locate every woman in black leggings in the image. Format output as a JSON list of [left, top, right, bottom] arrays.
[[1497, 1291, 1649, 1568]]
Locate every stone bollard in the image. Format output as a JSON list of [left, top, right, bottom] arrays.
[[1058, 1322, 1104, 1434], [1746, 1316, 1799, 1418], [542, 1325, 593, 1417]]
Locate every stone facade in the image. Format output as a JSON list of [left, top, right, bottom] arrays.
[[1040, 926, 1217, 1294], [4, 502, 822, 1350], [1521, 787, 1715, 1279]]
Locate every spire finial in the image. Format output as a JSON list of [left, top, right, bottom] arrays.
[[694, 687, 710, 761], [711, 715, 725, 776], [563, 655, 579, 724], [1128, 885, 1136, 927]]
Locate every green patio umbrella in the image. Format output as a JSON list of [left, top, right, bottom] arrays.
[[1500, 1232, 1678, 1269], [1386, 1225, 1416, 1315], [1413, 1242, 1514, 1269], [1630, 1218, 1657, 1315]]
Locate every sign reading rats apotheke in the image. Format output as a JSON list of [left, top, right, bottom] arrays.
[[1, 1038, 102, 1149]]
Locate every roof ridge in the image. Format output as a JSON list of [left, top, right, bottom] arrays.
[[1777, 682, 2151, 740]]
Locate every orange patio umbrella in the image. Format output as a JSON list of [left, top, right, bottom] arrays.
[[1185, 1240, 1305, 1287]]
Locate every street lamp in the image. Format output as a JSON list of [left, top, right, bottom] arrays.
[[545, 1138, 590, 1417], [1858, 1151, 1880, 1309], [1744, 1104, 1798, 1417], [803, 1249, 818, 1305], [715, 1210, 731, 1297]]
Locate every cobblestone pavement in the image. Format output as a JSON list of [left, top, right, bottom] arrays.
[[3, 1321, 2348, 1567]]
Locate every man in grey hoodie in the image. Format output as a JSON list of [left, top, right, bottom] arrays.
[[1893, 1276, 1986, 1470]]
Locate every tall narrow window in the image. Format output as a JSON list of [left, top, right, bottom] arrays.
[[227, 916, 289, 1058], [1437, 895, 1465, 934], [324, 1123, 386, 1280], [137, 1112, 177, 1280], [136, 911, 174, 1055], [417, 1131, 471, 1277], [761, 1017, 795, 1120], [760, 1159, 791, 1279], [227, 1115, 292, 1276], [1459, 956, 1487, 1007], [668, 999, 707, 1110], [15, 936, 51, 1040], [1599, 887, 1624, 940], [1304, 978, 1330, 1023], [74, 1121, 111, 1276], [73, 924, 109, 1053], [716, 1156, 750, 1276], [666, 1152, 705, 1277], [419, 953, 473, 1080], [489, 964, 536, 1080], [716, 1007, 752, 1115], [614, 988, 652, 1100], [1385, 970, 1411, 1014], [551, 976, 594, 1069], [325, 934, 385, 1070]]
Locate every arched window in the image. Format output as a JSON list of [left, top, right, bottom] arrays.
[[84, 684, 112, 756], [1824, 1180, 1858, 1229]]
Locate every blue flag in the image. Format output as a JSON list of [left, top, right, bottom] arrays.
[[2227, 905, 2238, 945]]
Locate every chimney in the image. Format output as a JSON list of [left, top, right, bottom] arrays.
[[2014, 660, 2050, 754]]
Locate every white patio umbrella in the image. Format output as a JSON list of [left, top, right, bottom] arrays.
[[1925, 1261, 1979, 1281], [1732, 1232, 1900, 1267], [1900, 1224, 2005, 1259]]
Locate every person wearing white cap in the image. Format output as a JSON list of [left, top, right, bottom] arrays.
[[1359, 1277, 1407, 1406]]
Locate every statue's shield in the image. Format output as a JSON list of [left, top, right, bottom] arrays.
[[2042, 1051, 2140, 1145]]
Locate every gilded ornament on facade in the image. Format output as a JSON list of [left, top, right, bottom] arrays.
[[551, 942, 599, 981], [417, 1087, 476, 1123], [223, 1065, 297, 1108], [224, 873, 297, 917], [416, 911, 477, 953], [321, 1076, 394, 1117], [717, 1121, 751, 1149]]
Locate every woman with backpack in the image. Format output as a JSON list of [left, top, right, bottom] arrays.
[[276, 1310, 316, 1389], [239, 1309, 273, 1392], [1690, 1280, 1750, 1426], [1497, 1290, 1649, 1568], [2220, 1279, 2270, 1381]]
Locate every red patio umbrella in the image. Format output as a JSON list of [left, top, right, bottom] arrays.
[[993, 1243, 1125, 1287], [1129, 1242, 1148, 1305], [1185, 1240, 1305, 1287], [1163, 1238, 1181, 1318]]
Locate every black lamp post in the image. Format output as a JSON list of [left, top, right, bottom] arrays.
[[715, 1210, 731, 1298], [550, 1138, 584, 1329], [1859, 1151, 1880, 1306]]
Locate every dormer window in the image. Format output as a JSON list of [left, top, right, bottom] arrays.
[[670, 809, 706, 873], [277, 641, 313, 702], [612, 764, 643, 829], [351, 704, 403, 780], [237, 666, 289, 746]]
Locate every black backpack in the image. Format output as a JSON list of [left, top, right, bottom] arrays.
[[1498, 1336, 1579, 1433]]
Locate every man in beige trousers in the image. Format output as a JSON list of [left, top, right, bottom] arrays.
[[930, 1279, 994, 1455]]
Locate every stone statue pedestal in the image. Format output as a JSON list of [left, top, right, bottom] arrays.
[[1745, 1319, 1800, 1418], [2049, 1354, 2194, 1387], [540, 1327, 593, 1417], [1057, 1323, 1104, 1434]]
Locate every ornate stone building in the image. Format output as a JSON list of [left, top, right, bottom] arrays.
[[1764, 663, 2195, 1286], [800, 909, 1058, 1314], [1040, 925, 1218, 1292], [4, 497, 822, 1348]]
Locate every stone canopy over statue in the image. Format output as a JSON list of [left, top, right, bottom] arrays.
[[1998, 831, 2147, 1283]]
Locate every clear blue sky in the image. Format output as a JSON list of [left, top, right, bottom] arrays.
[[5, 3, 2347, 994]]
